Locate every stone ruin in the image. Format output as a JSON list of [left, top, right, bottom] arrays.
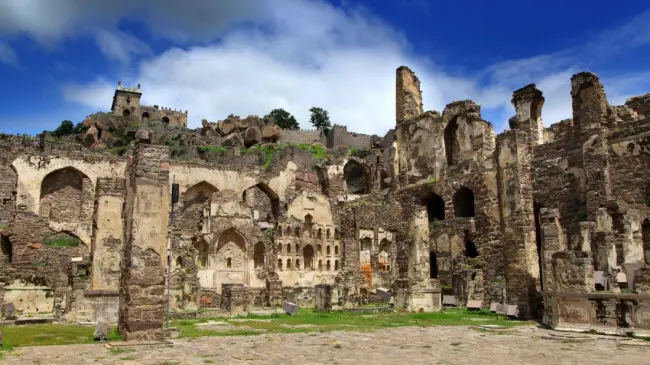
[[1, 66, 650, 339]]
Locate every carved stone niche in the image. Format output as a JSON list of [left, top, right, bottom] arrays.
[[551, 251, 595, 293]]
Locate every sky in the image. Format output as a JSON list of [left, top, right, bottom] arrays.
[[1, 0, 650, 136]]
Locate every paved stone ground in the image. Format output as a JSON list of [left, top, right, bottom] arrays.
[[2, 325, 649, 364]]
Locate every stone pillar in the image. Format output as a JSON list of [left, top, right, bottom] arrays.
[[118, 144, 170, 341], [91, 178, 125, 291], [396, 66, 423, 125], [539, 208, 566, 291], [265, 272, 283, 307], [497, 86, 543, 319], [221, 284, 245, 315], [315, 284, 332, 311], [571, 72, 612, 217], [510, 84, 545, 145]]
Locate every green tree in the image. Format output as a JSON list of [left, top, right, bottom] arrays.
[[264, 108, 300, 130], [53, 120, 74, 137], [309, 107, 331, 132], [72, 122, 86, 134]]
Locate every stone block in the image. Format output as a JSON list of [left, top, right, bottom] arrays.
[[442, 295, 458, 307], [3, 302, 16, 320], [496, 303, 508, 315], [376, 287, 392, 300], [467, 300, 482, 311], [507, 305, 519, 319], [623, 263, 644, 289], [283, 301, 299, 315], [94, 321, 108, 341], [489, 302, 498, 313]]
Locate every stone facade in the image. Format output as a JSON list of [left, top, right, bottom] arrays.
[[111, 81, 188, 127], [1, 66, 650, 338]]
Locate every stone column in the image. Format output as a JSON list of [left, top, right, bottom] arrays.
[[572, 72, 612, 217], [539, 208, 566, 291], [497, 85, 543, 319], [315, 284, 332, 311], [118, 143, 171, 341], [396, 66, 423, 125], [91, 178, 125, 291]]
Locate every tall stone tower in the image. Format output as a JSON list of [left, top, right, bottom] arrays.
[[111, 81, 142, 118]]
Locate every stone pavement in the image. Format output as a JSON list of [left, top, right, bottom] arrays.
[[2, 325, 649, 364]]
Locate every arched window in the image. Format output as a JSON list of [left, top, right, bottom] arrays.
[[317, 228, 322, 240], [286, 244, 291, 253], [327, 245, 331, 255], [278, 258, 283, 271], [254, 242, 265, 268], [175, 256, 183, 268], [318, 259, 323, 270], [317, 244, 322, 254], [453, 187, 475, 218], [422, 192, 445, 221], [162, 116, 170, 124], [303, 245, 314, 270], [303, 214, 313, 237], [334, 260, 339, 270], [379, 239, 391, 272], [141, 112, 150, 120], [326, 260, 331, 271], [122, 109, 131, 117], [226, 257, 232, 268], [284, 226, 292, 236], [343, 160, 370, 194], [295, 243, 299, 253], [326, 229, 331, 240], [335, 245, 339, 255], [278, 226, 283, 237], [444, 117, 459, 166], [287, 259, 292, 270], [294, 226, 300, 237], [296, 259, 301, 270]]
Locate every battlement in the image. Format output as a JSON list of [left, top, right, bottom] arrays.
[[153, 105, 189, 114], [116, 80, 141, 94]]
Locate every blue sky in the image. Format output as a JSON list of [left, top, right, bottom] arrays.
[[1, 0, 650, 136]]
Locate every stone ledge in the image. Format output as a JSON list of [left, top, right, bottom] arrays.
[[84, 290, 120, 297]]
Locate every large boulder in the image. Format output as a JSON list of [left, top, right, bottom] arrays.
[[83, 126, 99, 146], [99, 130, 117, 147], [244, 126, 262, 147], [222, 132, 243, 148], [242, 115, 264, 129], [201, 119, 219, 137], [220, 119, 239, 136], [135, 129, 152, 144], [261, 124, 282, 142]]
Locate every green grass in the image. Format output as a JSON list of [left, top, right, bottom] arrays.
[[0, 309, 532, 355], [170, 308, 532, 339], [43, 235, 82, 248]]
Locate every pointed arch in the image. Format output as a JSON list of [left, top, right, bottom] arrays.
[[243, 182, 280, 221], [453, 186, 475, 218], [40, 166, 93, 223], [195, 239, 209, 268], [303, 214, 313, 237], [183, 181, 218, 208], [343, 160, 371, 194], [379, 238, 391, 272]]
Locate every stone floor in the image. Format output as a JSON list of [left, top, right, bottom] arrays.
[[2, 325, 649, 364]]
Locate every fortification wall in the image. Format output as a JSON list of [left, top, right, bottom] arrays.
[[140, 105, 188, 127], [327, 125, 374, 150], [278, 129, 324, 145]]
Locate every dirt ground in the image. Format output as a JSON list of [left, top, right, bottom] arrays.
[[2, 325, 649, 365]]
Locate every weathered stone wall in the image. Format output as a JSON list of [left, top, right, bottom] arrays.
[[626, 92, 650, 118], [278, 129, 324, 145]]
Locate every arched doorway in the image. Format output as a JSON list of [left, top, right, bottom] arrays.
[[303, 245, 314, 270], [254, 242, 265, 269], [444, 117, 459, 166], [453, 187, 475, 218], [422, 192, 445, 222], [122, 109, 131, 117]]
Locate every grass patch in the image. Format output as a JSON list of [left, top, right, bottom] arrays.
[[297, 143, 327, 160], [0, 324, 119, 348], [170, 308, 532, 340], [43, 235, 82, 248]]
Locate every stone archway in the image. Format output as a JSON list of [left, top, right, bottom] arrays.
[[215, 228, 248, 291], [40, 167, 93, 224]]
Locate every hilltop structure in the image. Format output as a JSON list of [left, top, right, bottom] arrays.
[[1, 67, 650, 340]]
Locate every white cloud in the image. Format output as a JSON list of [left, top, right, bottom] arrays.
[[0, 41, 18, 66], [95, 29, 152, 64], [10, 0, 647, 135]]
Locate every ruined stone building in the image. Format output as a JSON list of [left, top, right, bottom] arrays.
[[1, 67, 650, 339], [111, 81, 188, 127]]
